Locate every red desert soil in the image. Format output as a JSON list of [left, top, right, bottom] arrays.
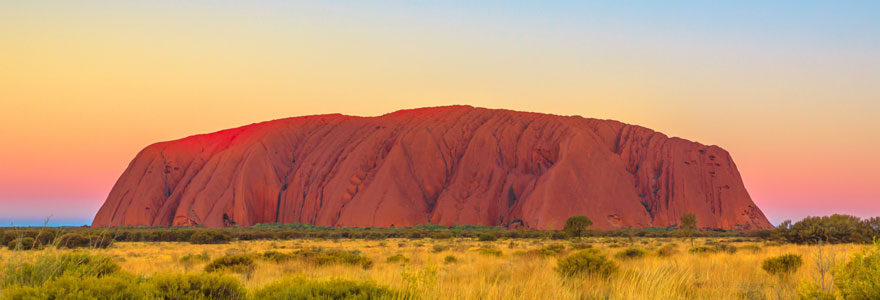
[[93, 106, 772, 230]]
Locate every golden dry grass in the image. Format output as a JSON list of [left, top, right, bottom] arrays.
[[0, 237, 866, 300]]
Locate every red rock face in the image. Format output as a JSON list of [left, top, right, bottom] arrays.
[[92, 106, 772, 230]]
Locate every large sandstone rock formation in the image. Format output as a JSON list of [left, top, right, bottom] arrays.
[[92, 106, 772, 230]]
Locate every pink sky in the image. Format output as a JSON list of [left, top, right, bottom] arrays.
[[1, 2, 878, 226]]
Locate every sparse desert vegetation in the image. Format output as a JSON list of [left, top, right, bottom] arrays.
[[0, 235, 875, 299], [0, 215, 878, 299]]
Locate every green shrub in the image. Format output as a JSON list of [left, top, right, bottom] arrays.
[[515, 248, 555, 259], [2, 251, 121, 287], [550, 231, 569, 240], [834, 242, 880, 300], [0, 273, 149, 300], [762, 254, 803, 276], [261, 250, 294, 263], [521, 243, 568, 258], [252, 277, 404, 300], [149, 272, 247, 300], [570, 242, 592, 250], [443, 255, 458, 264], [563, 216, 593, 238], [740, 245, 762, 253], [179, 252, 212, 271], [386, 254, 410, 264], [365, 232, 387, 240], [797, 281, 837, 300], [6, 237, 38, 251], [56, 233, 91, 249], [714, 243, 738, 254], [293, 248, 373, 269], [478, 233, 498, 242], [203, 254, 255, 274], [689, 246, 716, 254], [544, 244, 566, 254], [657, 244, 678, 257], [614, 247, 646, 260], [90, 234, 115, 249], [180, 252, 211, 264], [431, 244, 450, 253], [556, 249, 617, 279], [0, 231, 11, 246], [429, 232, 454, 239], [473, 247, 503, 257], [189, 231, 233, 244], [776, 214, 877, 244]]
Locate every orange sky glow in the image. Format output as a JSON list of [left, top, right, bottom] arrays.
[[1, 2, 878, 225]]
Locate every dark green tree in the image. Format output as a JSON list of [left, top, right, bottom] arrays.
[[866, 217, 880, 234], [776, 215, 876, 244], [680, 213, 697, 247], [563, 216, 593, 239]]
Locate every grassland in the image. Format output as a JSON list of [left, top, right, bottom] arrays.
[[0, 236, 869, 299]]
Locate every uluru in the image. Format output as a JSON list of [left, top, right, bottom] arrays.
[[92, 106, 772, 230]]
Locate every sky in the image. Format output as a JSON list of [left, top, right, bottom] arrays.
[[0, 1, 878, 226]]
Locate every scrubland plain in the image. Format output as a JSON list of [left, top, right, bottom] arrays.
[[0, 237, 870, 300]]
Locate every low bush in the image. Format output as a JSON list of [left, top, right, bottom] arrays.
[[0, 231, 11, 246], [762, 254, 803, 276], [834, 241, 880, 299], [2, 251, 121, 287], [431, 244, 450, 253], [204, 254, 255, 274], [365, 232, 387, 240], [657, 244, 678, 257], [797, 281, 838, 300], [443, 255, 458, 264], [689, 246, 716, 254], [429, 232, 454, 239], [774, 214, 878, 244], [293, 248, 373, 269], [550, 231, 569, 240], [189, 230, 233, 244], [473, 247, 503, 257], [180, 252, 212, 271], [56, 233, 91, 249], [89, 234, 115, 249], [386, 254, 410, 264], [252, 277, 405, 300], [515, 248, 555, 259], [556, 249, 618, 279], [614, 247, 646, 260], [544, 244, 566, 254], [6, 237, 38, 251], [714, 243, 737, 254], [478, 233, 498, 242], [740, 245, 762, 253], [0, 223, 771, 244], [569, 242, 592, 250], [261, 250, 294, 263], [0, 273, 149, 300], [149, 272, 247, 300], [180, 252, 212, 264]]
